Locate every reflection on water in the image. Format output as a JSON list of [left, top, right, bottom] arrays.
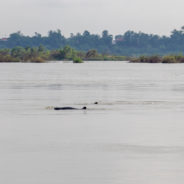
[[1, 61, 184, 184]]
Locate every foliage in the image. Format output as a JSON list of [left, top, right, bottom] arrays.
[[162, 56, 177, 63], [131, 55, 161, 63], [130, 55, 184, 63], [50, 46, 76, 60], [30, 57, 45, 63], [73, 57, 83, 63], [85, 49, 98, 59], [1, 45, 184, 63], [0, 46, 49, 62], [3, 27, 184, 56], [0, 46, 128, 62]]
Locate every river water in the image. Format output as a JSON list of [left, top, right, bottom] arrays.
[[1, 61, 184, 184]]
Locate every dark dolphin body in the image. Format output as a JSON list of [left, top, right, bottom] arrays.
[[54, 106, 87, 110]]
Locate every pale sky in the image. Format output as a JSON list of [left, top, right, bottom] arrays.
[[0, 0, 183, 37]]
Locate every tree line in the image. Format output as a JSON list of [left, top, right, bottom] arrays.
[[1, 27, 184, 56]]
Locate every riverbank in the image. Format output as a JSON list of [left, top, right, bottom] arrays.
[[130, 55, 184, 63], [1, 46, 184, 63], [0, 46, 128, 63]]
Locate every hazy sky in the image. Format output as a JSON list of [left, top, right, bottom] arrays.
[[0, 0, 183, 37]]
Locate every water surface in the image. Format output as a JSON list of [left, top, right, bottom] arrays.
[[1, 61, 184, 184]]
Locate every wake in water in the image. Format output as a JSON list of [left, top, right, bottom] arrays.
[[45, 100, 184, 112]]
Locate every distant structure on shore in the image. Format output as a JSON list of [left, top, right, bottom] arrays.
[[0, 38, 8, 42]]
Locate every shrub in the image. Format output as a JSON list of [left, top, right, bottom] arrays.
[[30, 57, 45, 63], [149, 56, 161, 63], [73, 57, 83, 63], [162, 56, 177, 63]]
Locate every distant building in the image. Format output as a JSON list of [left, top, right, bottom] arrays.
[[115, 35, 123, 43], [1, 38, 8, 41]]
